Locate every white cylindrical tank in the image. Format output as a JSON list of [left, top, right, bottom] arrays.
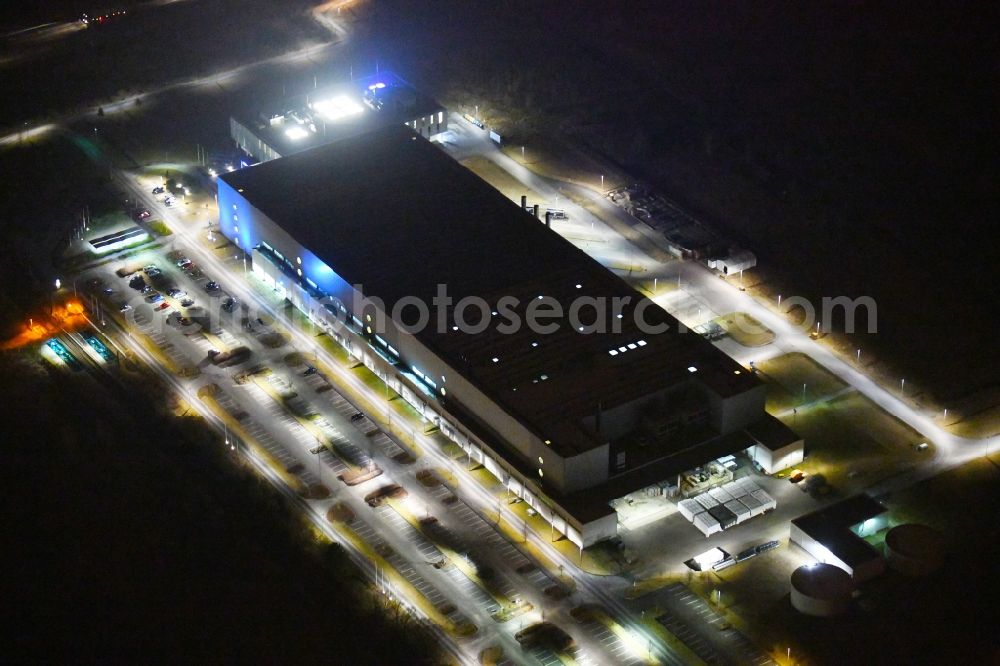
[[791, 563, 853, 617], [885, 524, 945, 576]]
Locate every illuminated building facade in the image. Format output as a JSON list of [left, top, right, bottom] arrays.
[[218, 124, 799, 547]]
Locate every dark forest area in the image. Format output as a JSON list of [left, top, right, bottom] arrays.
[[0, 351, 438, 663]]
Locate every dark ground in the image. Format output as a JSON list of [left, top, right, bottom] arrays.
[[361, 1, 1000, 406], [0, 350, 439, 664]]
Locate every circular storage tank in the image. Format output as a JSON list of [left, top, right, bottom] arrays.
[[885, 524, 945, 576], [791, 563, 853, 617]]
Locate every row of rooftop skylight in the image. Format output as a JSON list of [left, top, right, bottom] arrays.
[[608, 339, 647, 357]]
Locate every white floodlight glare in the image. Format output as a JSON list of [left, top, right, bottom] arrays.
[[284, 125, 310, 141], [693, 547, 726, 569], [311, 95, 364, 122]]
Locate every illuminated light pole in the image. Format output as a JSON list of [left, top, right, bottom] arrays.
[[856, 348, 861, 363], [600, 174, 604, 189], [900, 378, 905, 396]]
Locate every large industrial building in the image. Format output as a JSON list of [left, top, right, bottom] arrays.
[[217, 123, 802, 547], [230, 71, 447, 164]]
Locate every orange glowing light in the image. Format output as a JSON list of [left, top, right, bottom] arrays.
[[2, 298, 89, 350]]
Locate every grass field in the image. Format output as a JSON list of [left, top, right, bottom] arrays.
[[499, 137, 625, 193], [789, 392, 932, 493], [757, 352, 933, 492], [757, 352, 847, 413], [945, 402, 1000, 440]]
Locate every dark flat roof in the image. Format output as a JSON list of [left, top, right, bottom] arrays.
[[222, 124, 758, 455], [792, 495, 886, 567], [747, 414, 802, 451]]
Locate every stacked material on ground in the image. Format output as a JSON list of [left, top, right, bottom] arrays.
[[679, 478, 776, 536]]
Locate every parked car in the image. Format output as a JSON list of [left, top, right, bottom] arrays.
[[204, 281, 220, 291], [221, 297, 238, 313], [180, 298, 194, 307], [175, 257, 192, 268]]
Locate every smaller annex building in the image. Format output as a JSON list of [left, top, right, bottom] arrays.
[[744, 415, 804, 473], [790, 495, 888, 582], [231, 70, 447, 164]]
